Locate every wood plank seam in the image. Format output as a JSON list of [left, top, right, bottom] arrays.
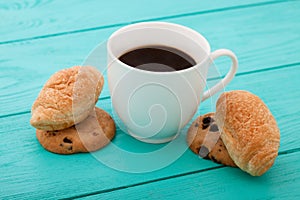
[[1, 62, 299, 119], [0, 0, 297, 45], [278, 147, 300, 155], [0, 96, 111, 119], [60, 166, 226, 200], [61, 148, 300, 199], [207, 62, 300, 81]]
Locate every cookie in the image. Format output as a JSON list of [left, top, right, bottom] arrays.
[[216, 90, 280, 176], [187, 113, 236, 167], [31, 66, 104, 131], [36, 107, 115, 154]]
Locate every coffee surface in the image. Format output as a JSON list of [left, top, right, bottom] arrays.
[[119, 46, 196, 72]]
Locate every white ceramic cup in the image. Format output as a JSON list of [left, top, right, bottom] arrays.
[[107, 22, 238, 144]]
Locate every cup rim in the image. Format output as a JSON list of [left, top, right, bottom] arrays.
[[107, 21, 211, 74]]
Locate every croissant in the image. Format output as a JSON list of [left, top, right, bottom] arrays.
[[215, 90, 280, 176], [30, 66, 104, 131]]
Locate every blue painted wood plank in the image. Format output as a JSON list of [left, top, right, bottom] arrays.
[[1, 64, 300, 199], [81, 151, 300, 200], [1, 1, 300, 117], [1, 1, 300, 199], [0, 0, 281, 43]]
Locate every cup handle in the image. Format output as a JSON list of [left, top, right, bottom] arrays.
[[201, 49, 238, 102]]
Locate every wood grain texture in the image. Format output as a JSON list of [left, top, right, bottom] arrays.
[[1, 64, 300, 199], [0, 0, 282, 43], [82, 151, 300, 200], [1, 1, 300, 117], [1, 1, 300, 199]]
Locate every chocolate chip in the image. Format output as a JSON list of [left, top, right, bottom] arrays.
[[60, 144, 63, 147], [209, 124, 219, 132], [68, 146, 73, 151], [199, 146, 209, 158], [218, 149, 222, 152], [47, 130, 58, 136], [202, 124, 209, 130], [93, 132, 99, 136], [194, 122, 199, 127], [202, 116, 214, 124], [63, 137, 72, 144]]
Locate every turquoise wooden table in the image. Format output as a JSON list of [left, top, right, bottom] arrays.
[[1, 0, 300, 199]]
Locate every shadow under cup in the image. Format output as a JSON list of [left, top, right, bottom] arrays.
[[107, 22, 212, 144]]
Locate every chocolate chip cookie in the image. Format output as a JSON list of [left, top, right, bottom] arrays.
[[187, 113, 236, 167], [36, 107, 115, 154]]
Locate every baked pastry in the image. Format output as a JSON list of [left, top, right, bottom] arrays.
[[36, 107, 115, 154], [187, 113, 236, 167], [215, 90, 280, 176], [30, 66, 104, 131]]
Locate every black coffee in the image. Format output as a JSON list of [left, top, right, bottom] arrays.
[[119, 45, 196, 72]]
